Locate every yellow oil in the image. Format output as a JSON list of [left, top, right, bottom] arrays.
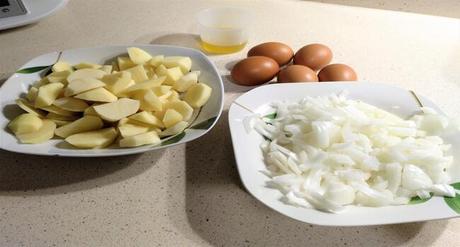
[[200, 40, 246, 54]]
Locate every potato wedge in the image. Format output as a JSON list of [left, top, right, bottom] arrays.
[[173, 71, 199, 92], [124, 65, 149, 83], [8, 113, 43, 134], [102, 71, 134, 96], [93, 98, 140, 122], [127, 47, 152, 65], [39, 105, 76, 117], [128, 111, 164, 128], [121, 76, 165, 96], [74, 87, 118, 103], [16, 119, 56, 144], [53, 97, 89, 112], [163, 109, 183, 128], [55, 115, 103, 138], [74, 62, 102, 70], [119, 131, 160, 147], [164, 100, 193, 121], [133, 89, 163, 112], [47, 71, 71, 84], [52, 61, 73, 72], [67, 68, 107, 82], [64, 78, 105, 96], [159, 121, 188, 137], [35, 83, 64, 108], [118, 121, 150, 138], [16, 98, 46, 117], [26, 86, 39, 102], [117, 56, 136, 70], [65, 128, 117, 148], [163, 56, 192, 74], [184, 83, 212, 108]]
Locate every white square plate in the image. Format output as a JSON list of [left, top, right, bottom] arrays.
[[0, 45, 224, 157], [228, 82, 460, 226]]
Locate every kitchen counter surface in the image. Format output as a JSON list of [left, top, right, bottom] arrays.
[[1, 0, 460, 246]]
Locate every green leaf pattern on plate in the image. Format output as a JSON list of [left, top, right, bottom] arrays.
[[263, 112, 277, 120], [190, 117, 217, 129], [161, 132, 186, 146], [16, 65, 51, 74], [409, 194, 433, 204]]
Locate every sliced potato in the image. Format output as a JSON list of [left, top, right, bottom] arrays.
[[8, 113, 43, 134], [162, 109, 183, 128], [47, 71, 71, 84], [133, 89, 163, 112], [53, 97, 89, 112], [83, 104, 99, 116], [118, 121, 150, 138], [55, 115, 103, 138], [111, 60, 120, 72], [164, 67, 183, 85], [26, 86, 39, 102], [148, 55, 164, 67], [152, 85, 172, 96], [164, 100, 193, 121], [165, 90, 180, 102], [16, 98, 46, 117], [16, 119, 56, 144], [124, 65, 148, 83], [155, 64, 168, 76], [52, 61, 73, 72], [67, 68, 107, 82], [102, 72, 135, 96], [184, 83, 212, 108], [159, 121, 188, 137], [34, 77, 49, 87], [121, 76, 165, 95], [119, 131, 160, 147], [48, 119, 71, 126], [46, 112, 79, 121], [35, 83, 64, 108], [93, 98, 140, 122], [129, 111, 164, 128], [74, 87, 118, 102], [65, 128, 117, 148], [100, 65, 113, 74], [173, 71, 199, 92], [127, 47, 152, 65], [39, 105, 77, 117], [64, 78, 105, 96], [117, 56, 136, 70], [74, 62, 102, 70], [163, 56, 192, 74]]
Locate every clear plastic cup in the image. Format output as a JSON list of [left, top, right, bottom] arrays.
[[197, 7, 251, 54]]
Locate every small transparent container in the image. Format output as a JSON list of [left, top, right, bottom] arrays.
[[197, 7, 251, 54]]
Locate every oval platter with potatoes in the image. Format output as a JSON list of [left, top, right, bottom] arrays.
[[0, 45, 224, 157]]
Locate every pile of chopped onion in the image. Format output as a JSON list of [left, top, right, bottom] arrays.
[[247, 92, 456, 213]]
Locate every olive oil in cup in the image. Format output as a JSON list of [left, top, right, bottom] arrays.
[[197, 7, 251, 54]]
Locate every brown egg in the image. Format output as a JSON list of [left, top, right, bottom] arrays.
[[277, 65, 318, 83], [247, 42, 294, 66], [294, 44, 333, 71], [318, 64, 358, 81], [231, 56, 280, 86]]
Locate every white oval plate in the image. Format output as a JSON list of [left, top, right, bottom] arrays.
[[0, 45, 224, 157], [228, 82, 460, 226]]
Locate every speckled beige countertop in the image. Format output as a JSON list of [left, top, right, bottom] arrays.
[[1, 0, 460, 246]]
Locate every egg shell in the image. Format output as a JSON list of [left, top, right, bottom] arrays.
[[294, 43, 333, 71], [247, 42, 294, 66], [277, 65, 318, 83], [231, 56, 280, 86], [318, 64, 358, 81]]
